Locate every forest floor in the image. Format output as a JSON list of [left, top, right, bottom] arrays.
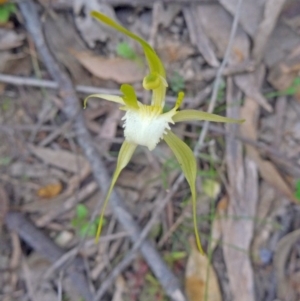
[[1, 0, 300, 301]]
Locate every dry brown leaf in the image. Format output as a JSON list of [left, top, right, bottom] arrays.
[[99, 108, 121, 152], [71, 50, 145, 83], [251, 182, 282, 265], [24, 253, 82, 301], [218, 0, 264, 36], [157, 39, 194, 63], [73, 0, 118, 48], [112, 276, 126, 301], [223, 77, 257, 301], [251, 156, 297, 203], [196, 4, 250, 64], [28, 145, 89, 174], [37, 182, 63, 198], [185, 238, 222, 301], [252, 0, 286, 63], [264, 23, 300, 68], [234, 73, 272, 112], [9, 162, 67, 181], [241, 98, 297, 203], [183, 7, 219, 67], [210, 196, 228, 252], [44, 15, 92, 85], [268, 45, 300, 91], [158, 4, 181, 28], [0, 29, 25, 50], [274, 229, 300, 301]]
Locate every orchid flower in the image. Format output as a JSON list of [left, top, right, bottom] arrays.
[[85, 11, 244, 254]]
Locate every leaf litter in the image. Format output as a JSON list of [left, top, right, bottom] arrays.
[[1, 1, 300, 301]]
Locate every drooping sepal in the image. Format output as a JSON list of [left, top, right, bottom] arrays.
[[96, 141, 137, 241], [83, 94, 125, 109], [163, 130, 204, 254]]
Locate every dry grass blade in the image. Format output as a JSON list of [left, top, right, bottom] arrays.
[[240, 91, 297, 203], [111, 276, 126, 301], [218, 0, 263, 36], [0, 184, 9, 233], [28, 145, 89, 173], [274, 229, 300, 301], [252, 0, 287, 63], [248, 154, 297, 203], [99, 107, 121, 152], [234, 73, 272, 112], [183, 7, 219, 67]]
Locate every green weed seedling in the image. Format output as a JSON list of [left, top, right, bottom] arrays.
[[216, 79, 226, 102], [116, 41, 137, 60], [0, 3, 16, 23], [295, 179, 300, 201], [71, 204, 101, 237], [265, 77, 300, 98], [0, 156, 11, 166], [163, 251, 186, 266], [1, 98, 11, 111], [170, 71, 185, 94]]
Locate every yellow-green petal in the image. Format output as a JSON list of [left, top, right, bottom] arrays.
[[175, 91, 185, 110], [120, 84, 139, 110], [163, 130, 204, 254], [96, 141, 137, 241], [83, 94, 125, 109], [172, 110, 245, 123]]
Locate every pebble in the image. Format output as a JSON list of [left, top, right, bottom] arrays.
[[169, 24, 180, 34], [259, 248, 273, 265]]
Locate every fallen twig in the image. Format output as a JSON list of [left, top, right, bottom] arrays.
[[195, 0, 245, 154], [207, 124, 300, 177], [45, 0, 218, 10], [0, 61, 255, 104], [0, 73, 193, 105]]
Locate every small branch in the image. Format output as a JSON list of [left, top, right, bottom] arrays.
[[194, 0, 245, 154], [0, 60, 255, 103], [252, 0, 286, 63], [18, 1, 184, 300], [0, 73, 193, 105], [47, 0, 218, 10]]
